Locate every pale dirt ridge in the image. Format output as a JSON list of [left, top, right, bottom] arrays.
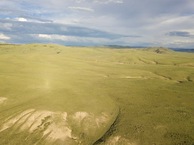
[[0, 109, 118, 144]]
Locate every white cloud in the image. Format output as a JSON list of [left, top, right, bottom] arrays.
[[38, 34, 52, 39], [16, 17, 27, 22], [168, 38, 194, 45], [36, 34, 110, 43], [68, 7, 94, 12], [159, 15, 194, 26], [114, 0, 123, 3], [0, 33, 10, 40], [75, 0, 86, 3], [93, 0, 123, 4]]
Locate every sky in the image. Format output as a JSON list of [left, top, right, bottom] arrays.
[[0, 0, 194, 48]]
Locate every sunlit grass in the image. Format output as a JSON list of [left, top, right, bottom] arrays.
[[0, 44, 194, 145]]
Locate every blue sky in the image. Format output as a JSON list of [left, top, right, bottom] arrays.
[[0, 0, 194, 48]]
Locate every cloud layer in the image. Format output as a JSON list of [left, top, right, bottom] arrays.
[[0, 0, 194, 48]]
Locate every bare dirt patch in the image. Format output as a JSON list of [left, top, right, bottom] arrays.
[[0, 97, 7, 104], [0, 109, 117, 144], [72, 111, 89, 123], [104, 136, 137, 145], [121, 76, 147, 79]]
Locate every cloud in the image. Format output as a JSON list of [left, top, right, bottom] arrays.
[[166, 31, 193, 37], [0, 33, 10, 40], [164, 38, 194, 48], [14, 17, 52, 23], [73, 0, 124, 4], [0, 22, 12, 30], [0, 0, 194, 48], [0, 19, 138, 45], [36, 34, 110, 44], [38, 34, 52, 39], [16, 17, 27, 22], [93, 0, 123, 4], [35, 33, 141, 46], [0, 19, 131, 39], [68, 7, 94, 12]]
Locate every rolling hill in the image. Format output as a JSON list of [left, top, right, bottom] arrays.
[[0, 44, 194, 145]]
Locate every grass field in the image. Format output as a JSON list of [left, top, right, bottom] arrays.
[[0, 44, 194, 145]]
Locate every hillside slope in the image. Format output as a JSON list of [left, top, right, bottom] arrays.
[[0, 44, 194, 145]]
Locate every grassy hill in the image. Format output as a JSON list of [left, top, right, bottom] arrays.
[[0, 44, 194, 145]]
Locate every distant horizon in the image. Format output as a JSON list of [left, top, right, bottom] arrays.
[[1, 42, 194, 51]]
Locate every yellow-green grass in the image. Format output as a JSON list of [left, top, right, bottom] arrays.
[[0, 44, 194, 145]]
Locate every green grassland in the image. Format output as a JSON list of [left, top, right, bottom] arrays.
[[0, 44, 194, 145]]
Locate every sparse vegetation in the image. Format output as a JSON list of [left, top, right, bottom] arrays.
[[0, 44, 194, 145]]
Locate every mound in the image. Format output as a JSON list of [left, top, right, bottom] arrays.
[[143, 47, 173, 54]]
